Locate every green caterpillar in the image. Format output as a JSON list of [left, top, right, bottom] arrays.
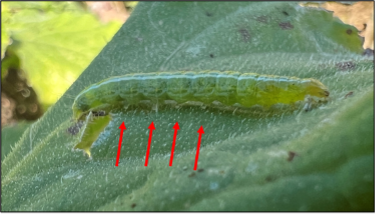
[[72, 71, 329, 120]]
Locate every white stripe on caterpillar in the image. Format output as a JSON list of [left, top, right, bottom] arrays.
[[72, 71, 329, 120]]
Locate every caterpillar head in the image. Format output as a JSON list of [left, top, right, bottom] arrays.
[[72, 107, 87, 121], [72, 93, 89, 120]]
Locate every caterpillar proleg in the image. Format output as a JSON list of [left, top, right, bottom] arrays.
[[72, 71, 329, 120]]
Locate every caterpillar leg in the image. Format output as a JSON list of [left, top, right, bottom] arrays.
[[303, 97, 313, 112], [303, 94, 329, 112], [152, 102, 159, 113]]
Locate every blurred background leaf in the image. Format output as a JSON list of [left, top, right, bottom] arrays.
[[1, 1, 133, 127], [301, 1, 374, 50], [1, 1, 373, 211]]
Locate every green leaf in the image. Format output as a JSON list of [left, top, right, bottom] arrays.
[[1, 2, 373, 211], [1, 1, 121, 107], [1, 122, 32, 161], [1, 20, 10, 59]]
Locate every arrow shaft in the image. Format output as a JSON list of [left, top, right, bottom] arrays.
[[115, 130, 124, 166], [194, 134, 202, 170], [144, 130, 154, 166], [169, 129, 178, 166]]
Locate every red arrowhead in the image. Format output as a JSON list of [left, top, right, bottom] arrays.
[[172, 122, 180, 130], [145, 122, 155, 167], [194, 126, 205, 170], [169, 122, 180, 166], [148, 121, 155, 130], [119, 122, 126, 130], [116, 122, 127, 166], [197, 126, 204, 134]]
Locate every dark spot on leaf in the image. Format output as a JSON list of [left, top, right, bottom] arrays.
[[209, 54, 214, 58], [363, 48, 374, 56], [198, 168, 204, 172], [219, 170, 225, 174], [335, 61, 356, 71], [188, 172, 196, 177], [206, 12, 213, 17], [256, 16, 268, 23], [67, 121, 84, 135], [238, 28, 251, 42], [131, 203, 136, 208], [346, 29, 352, 35], [344, 91, 354, 98], [265, 175, 276, 182], [279, 22, 294, 30], [287, 151, 297, 162], [282, 11, 289, 16]]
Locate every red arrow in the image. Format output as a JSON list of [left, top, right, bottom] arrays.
[[194, 126, 205, 170], [144, 121, 156, 167], [169, 122, 180, 166], [115, 122, 126, 167]]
